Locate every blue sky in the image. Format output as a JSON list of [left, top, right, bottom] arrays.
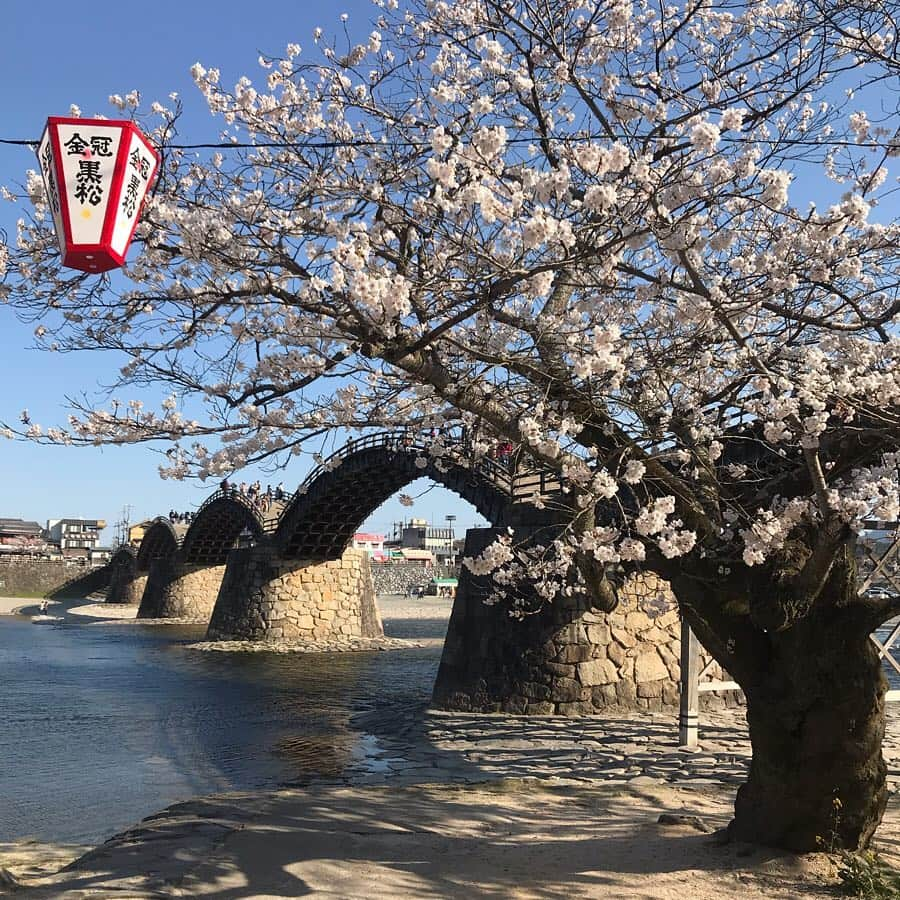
[[0, 0, 487, 542], [0, 3, 895, 544]]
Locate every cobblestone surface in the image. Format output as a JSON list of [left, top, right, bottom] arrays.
[[329, 701, 900, 794], [191, 636, 443, 653]]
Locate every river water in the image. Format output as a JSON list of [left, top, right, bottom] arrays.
[[0, 604, 447, 845]]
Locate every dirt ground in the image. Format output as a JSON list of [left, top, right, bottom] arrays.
[[1, 778, 898, 898]]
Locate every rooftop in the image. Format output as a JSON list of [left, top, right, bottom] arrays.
[[0, 518, 44, 536]]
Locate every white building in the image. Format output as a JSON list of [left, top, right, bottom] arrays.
[[400, 519, 455, 563], [352, 532, 385, 558], [46, 518, 107, 558]]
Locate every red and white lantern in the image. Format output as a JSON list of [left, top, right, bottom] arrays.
[[36, 117, 160, 273]]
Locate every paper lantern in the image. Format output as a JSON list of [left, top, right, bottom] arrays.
[[36, 117, 160, 273]]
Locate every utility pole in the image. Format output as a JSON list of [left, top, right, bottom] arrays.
[[446, 514, 456, 568], [114, 504, 133, 547]]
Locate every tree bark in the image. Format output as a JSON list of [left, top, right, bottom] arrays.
[[669, 552, 889, 853], [732, 606, 888, 851]]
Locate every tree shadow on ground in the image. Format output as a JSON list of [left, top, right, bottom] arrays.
[[19, 777, 850, 899]]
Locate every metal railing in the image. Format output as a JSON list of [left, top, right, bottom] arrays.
[[859, 525, 900, 702], [680, 524, 900, 747], [188, 488, 282, 534]]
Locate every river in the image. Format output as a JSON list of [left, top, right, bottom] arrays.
[[0, 600, 448, 845]]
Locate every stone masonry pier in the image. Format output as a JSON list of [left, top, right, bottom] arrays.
[[432, 528, 682, 714], [138, 560, 226, 621], [110, 572, 148, 605], [207, 546, 383, 642], [105, 546, 139, 604]]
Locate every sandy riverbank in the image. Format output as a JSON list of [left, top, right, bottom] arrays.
[[0, 593, 452, 625], [3, 776, 896, 898], [2, 594, 453, 648], [0, 597, 48, 616], [0, 596, 139, 620]]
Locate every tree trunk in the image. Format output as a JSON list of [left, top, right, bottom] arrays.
[[731, 608, 888, 851], [669, 546, 890, 854]]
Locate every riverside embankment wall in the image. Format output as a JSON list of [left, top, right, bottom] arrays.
[[370, 564, 458, 595], [0, 557, 109, 598]]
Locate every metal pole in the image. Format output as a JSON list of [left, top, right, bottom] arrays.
[[679, 619, 700, 748], [446, 514, 456, 568]]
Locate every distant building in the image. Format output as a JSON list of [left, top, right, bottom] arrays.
[[127, 519, 155, 548], [46, 518, 107, 559], [423, 576, 458, 598], [0, 518, 47, 555], [400, 518, 454, 563], [352, 532, 385, 558], [396, 548, 434, 566]]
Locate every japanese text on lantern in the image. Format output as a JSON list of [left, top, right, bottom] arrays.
[[122, 148, 152, 219], [37, 117, 159, 272], [63, 133, 113, 207], [39, 142, 60, 216]]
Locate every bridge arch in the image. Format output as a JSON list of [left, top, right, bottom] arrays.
[[135, 518, 181, 572], [272, 432, 547, 560], [184, 432, 684, 719], [180, 494, 268, 565]]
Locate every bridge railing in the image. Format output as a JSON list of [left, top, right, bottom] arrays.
[[189, 487, 279, 531], [172, 432, 566, 542]]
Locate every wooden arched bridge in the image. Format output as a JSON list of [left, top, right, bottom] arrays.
[[135, 431, 565, 571], [105, 430, 695, 718], [112, 431, 566, 622]]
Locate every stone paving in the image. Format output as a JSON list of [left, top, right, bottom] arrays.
[[191, 636, 443, 653], [329, 699, 900, 795]]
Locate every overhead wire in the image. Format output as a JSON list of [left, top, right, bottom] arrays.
[[0, 136, 896, 151]]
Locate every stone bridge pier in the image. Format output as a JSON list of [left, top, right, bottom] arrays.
[[138, 558, 227, 621], [113, 571, 149, 606], [105, 546, 143, 604], [207, 546, 383, 642], [432, 528, 683, 714]]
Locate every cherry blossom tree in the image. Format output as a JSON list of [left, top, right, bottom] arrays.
[[3, 0, 900, 852]]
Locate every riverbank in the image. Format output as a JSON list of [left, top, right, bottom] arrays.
[[3, 595, 900, 897], [0, 596, 138, 620], [0, 597, 46, 615], [2, 776, 869, 899], [4, 701, 900, 897], [1, 593, 452, 650]]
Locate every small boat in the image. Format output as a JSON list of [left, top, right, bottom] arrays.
[[31, 614, 64, 624]]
